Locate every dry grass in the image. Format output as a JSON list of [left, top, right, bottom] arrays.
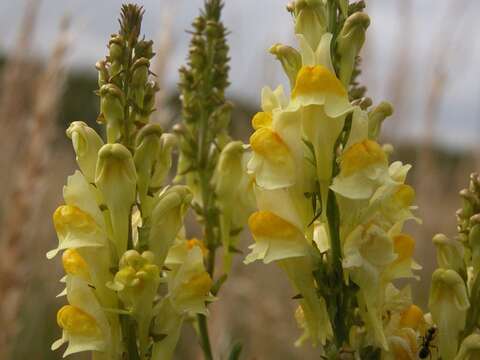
[[0, 14, 70, 358]]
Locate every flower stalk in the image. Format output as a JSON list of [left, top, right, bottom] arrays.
[[48, 4, 214, 360]]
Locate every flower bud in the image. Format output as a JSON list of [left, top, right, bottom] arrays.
[[292, 0, 327, 50], [135, 39, 154, 60], [95, 144, 137, 255], [269, 43, 302, 87], [432, 233, 465, 276], [337, 12, 370, 85], [99, 84, 125, 143], [214, 141, 246, 271], [150, 133, 177, 190], [109, 35, 125, 62], [132, 58, 149, 86], [368, 101, 394, 140], [109, 250, 160, 311], [66, 121, 104, 183], [95, 60, 109, 88], [148, 186, 192, 266], [469, 224, 480, 272], [429, 268, 470, 360], [134, 124, 163, 208]]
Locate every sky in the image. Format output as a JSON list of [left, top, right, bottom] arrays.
[[0, 0, 479, 151]]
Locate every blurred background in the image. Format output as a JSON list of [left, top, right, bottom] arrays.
[[0, 0, 479, 359]]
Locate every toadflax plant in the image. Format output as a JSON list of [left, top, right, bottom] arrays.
[[48, 5, 215, 360], [244, 0, 480, 359], [46, 1, 480, 360]]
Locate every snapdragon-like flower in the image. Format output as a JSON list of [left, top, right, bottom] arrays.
[[151, 242, 215, 359], [48, 204, 106, 259], [245, 210, 308, 264], [52, 277, 111, 357]]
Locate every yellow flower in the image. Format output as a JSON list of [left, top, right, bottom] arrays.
[[166, 246, 215, 315], [251, 111, 272, 130], [342, 223, 397, 349], [331, 140, 389, 200], [248, 124, 297, 190], [399, 304, 424, 330], [62, 249, 90, 281], [47, 205, 105, 259], [341, 140, 387, 177], [57, 305, 100, 337], [245, 211, 308, 264], [52, 277, 112, 357], [62, 170, 104, 228], [382, 234, 420, 281], [108, 250, 160, 357], [292, 65, 347, 99]]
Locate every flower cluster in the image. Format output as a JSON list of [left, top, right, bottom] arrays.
[[426, 173, 480, 359], [245, 1, 425, 357], [47, 5, 214, 359]]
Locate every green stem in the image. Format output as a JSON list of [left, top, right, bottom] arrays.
[[197, 313, 214, 360], [121, 314, 140, 360], [326, 189, 348, 346], [194, 18, 219, 359]]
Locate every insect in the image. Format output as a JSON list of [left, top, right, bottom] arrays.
[[419, 326, 437, 359]]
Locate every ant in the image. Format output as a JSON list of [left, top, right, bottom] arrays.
[[419, 326, 437, 359]]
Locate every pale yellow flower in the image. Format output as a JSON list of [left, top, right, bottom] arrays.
[[52, 277, 112, 358], [245, 210, 308, 264]]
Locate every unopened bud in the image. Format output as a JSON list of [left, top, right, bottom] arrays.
[[134, 124, 163, 208], [456, 333, 480, 360], [109, 35, 125, 62], [95, 143, 137, 255], [432, 233, 465, 275], [135, 39, 154, 60], [149, 186, 192, 266], [99, 84, 125, 143], [269, 44, 302, 88], [368, 101, 393, 139], [337, 12, 370, 85], [95, 60, 109, 88], [429, 268, 469, 360], [293, 0, 327, 50], [66, 121, 104, 183], [150, 133, 177, 190], [131, 58, 150, 87]]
